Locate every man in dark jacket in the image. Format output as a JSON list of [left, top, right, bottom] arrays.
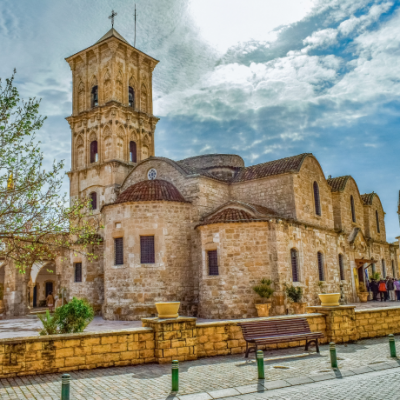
[[370, 279, 379, 301]]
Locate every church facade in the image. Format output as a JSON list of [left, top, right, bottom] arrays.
[[0, 28, 398, 319]]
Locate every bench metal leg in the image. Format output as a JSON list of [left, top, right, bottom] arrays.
[[245, 343, 258, 358], [305, 338, 320, 353]]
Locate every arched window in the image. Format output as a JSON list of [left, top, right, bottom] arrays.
[[90, 192, 97, 210], [91, 86, 98, 108], [350, 195, 356, 222], [130, 141, 137, 163], [392, 260, 396, 278], [313, 181, 321, 216], [338, 254, 345, 281], [317, 252, 325, 281], [129, 86, 135, 108], [376, 210, 380, 233], [90, 141, 98, 163], [382, 259, 386, 278], [290, 249, 299, 282]]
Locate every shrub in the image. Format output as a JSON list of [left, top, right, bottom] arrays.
[[253, 279, 274, 300], [38, 310, 58, 335], [56, 297, 94, 334], [371, 272, 380, 281], [359, 282, 368, 293], [37, 297, 94, 335], [285, 284, 303, 302]]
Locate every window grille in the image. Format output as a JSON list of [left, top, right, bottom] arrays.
[[130, 141, 137, 163], [129, 87, 135, 108], [208, 250, 219, 275], [115, 238, 123, 265], [382, 259, 386, 278], [392, 260, 396, 278], [376, 210, 380, 233], [74, 263, 82, 282], [141, 236, 155, 263], [90, 141, 98, 163], [350, 195, 356, 222], [290, 249, 299, 282], [313, 182, 321, 216], [90, 192, 97, 210], [372, 263, 376, 274], [317, 252, 325, 281], [339, 254, 345, 280]]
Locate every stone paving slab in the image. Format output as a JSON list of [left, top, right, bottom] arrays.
[[1, 335, 400, 399]]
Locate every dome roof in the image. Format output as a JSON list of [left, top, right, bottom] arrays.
[[115, 179, 187, 204]]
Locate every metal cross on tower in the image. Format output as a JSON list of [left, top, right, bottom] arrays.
[[109, 10, 118, 28]]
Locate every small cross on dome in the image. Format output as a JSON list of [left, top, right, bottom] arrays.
[[108, 10, 118, 28]]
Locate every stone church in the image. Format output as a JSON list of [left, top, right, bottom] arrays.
[[0, 28, 398, 320]]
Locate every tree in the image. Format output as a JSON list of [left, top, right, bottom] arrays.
[[0, 71, 101, 272]]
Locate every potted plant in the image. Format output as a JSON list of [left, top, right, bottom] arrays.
[[317, 281, 340, 306], [285, 284, 307, 314], [253, 278, 274, 317], [358, 282, 369, 302]]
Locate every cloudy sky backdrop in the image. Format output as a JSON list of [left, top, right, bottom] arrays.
[[1, 0, 399, 240]]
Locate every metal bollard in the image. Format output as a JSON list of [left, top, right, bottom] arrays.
[[172, 360, 179, 392], [389, 334, 397, 357], [256, 350, 265, 379], [329, 342, 338, 368], [61, 374, 70, 400]]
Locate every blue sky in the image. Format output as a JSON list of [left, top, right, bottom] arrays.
[[0, 0, 399, 240]]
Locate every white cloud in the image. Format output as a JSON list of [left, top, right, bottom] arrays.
[[303, 28, 338, 50]]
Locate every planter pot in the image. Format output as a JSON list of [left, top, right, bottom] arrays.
[[255, 303, 272, 317], [318, 293, 340, 307], [155, 302, 180, 318], [292, 302, 307, 314], [358, 292, 369, 303]]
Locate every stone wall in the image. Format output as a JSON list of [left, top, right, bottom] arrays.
[[179, 154, 245, 169], [356, 307, 400, 339], [102, 201, 195, 320], [4, 307, 400, 378], [0, 327, 154, 378]]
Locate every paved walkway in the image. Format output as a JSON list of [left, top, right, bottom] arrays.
[[0, 301, 397, 340], [1, 335, 400, 399]]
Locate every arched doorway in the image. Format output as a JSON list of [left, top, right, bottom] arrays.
[[30, 262, 57, 308]]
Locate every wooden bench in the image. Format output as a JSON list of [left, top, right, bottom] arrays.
[[238, 317, 323, 358]]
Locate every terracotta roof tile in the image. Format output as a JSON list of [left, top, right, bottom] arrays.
[[361, 193, 375, 205], [198, 208, 259, 226], [115, 179, 187, 204], [327, 176, 351, 192], [231, 153, 311, 183]]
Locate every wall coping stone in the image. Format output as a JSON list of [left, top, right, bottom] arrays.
[[306, 306, 356, 311], [141, 316, 197, 324], [355, 306, 400, 314], [196, 313, 325, 328], [0, 327, 153, 345]]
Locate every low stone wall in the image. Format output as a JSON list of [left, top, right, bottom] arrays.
[[0, 328, 154, 378], [356, 307, 400, 339], [3, 306, 400, 378], [197, 313, 327, 358]]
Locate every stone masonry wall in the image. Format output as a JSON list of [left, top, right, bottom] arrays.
[[356, 307, 400, 339], [0, 327, 154, 379]]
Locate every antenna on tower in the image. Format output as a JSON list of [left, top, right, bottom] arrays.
[[134, 4, 137, 48]]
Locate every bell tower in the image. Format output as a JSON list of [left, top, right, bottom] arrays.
[[65, 27, 159, 209]]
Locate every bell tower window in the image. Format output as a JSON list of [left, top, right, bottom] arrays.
[[90, 140, 98, 163], [129, 87, 135, 108], [130, 141, 137, 163], [91, 85, 98, 108]]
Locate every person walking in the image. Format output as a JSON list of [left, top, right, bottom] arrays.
[[370, 279, 379, 301], [46, 291, 54, 313], [378, 279, 387, 301], [387, 276, 395, 301], [395, 278, 400, 301]]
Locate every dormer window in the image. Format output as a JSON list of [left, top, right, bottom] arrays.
[[91, 86, 98, 108], [129, 87, 135, 108], [90, 140, 98, 163]]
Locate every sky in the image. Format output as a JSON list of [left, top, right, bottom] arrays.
[[0, 0, 399, 241]]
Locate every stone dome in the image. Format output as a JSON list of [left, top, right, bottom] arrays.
[[115, 179, 187, 204]]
